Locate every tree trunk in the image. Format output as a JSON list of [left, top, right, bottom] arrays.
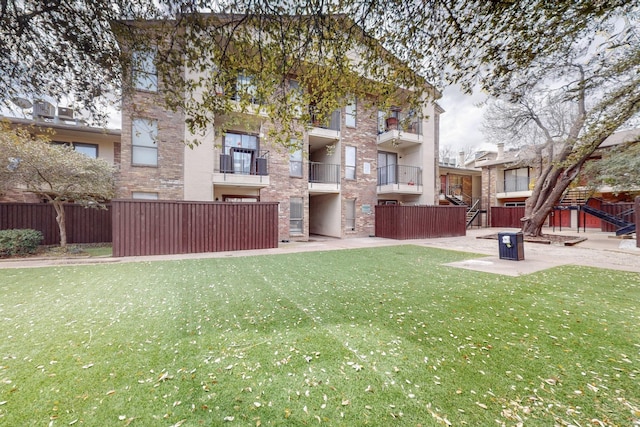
[[521, 170, 574, 237], [52, 200, 67, 249]]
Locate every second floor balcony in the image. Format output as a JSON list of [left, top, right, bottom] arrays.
[[212, 148, 270, 188], [377, 111, 423, 150], [496, 176, 533, 198], [308, 162, 340, 193], [377, 164, 423, 195], [309, 109, 341, 148]]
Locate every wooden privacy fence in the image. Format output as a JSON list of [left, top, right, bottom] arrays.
[[491, 207, 525, 228], [112, 200, 279, 257], [375, 205, 466, 240], [636, 196, 639, 249], [0, 203, 111, 245], [600, 202, 635, 232]]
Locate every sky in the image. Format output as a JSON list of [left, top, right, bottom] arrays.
[[438, 85, 492, 154]]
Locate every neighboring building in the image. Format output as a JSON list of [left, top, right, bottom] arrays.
[[474, 130, 639, 229], [118, 17, 442, 241], [438, 151, 483, 226], [0, 108, 121, 203]]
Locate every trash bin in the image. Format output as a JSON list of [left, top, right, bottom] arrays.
[[498, 231, 525, 261]]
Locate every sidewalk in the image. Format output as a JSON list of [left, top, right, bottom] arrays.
[[0, 228, 638, 275]]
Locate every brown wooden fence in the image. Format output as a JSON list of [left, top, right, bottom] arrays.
[[600, 202, 635, 232], [112, 200, 279, 257], [0, 203, 111, 245], [636, 196, 639, 249], [490, 207, 525, 228], [375, 205, 466, 240]]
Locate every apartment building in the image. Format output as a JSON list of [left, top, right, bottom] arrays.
[[1, 107, 121, 203], [118, 20, 441, 241]]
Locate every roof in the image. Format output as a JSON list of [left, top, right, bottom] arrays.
[[598, 128, 640, 148], [1, 116, 121, 136]]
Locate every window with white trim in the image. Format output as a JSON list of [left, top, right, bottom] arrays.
[[132, 192, 158, 200], [345, 199, 356, 231], [289, 141, 303, 177], [345, 97, 356, 128], [345, 146, 356, 180], [132, 50, 158, 92], [132, 118, 158, 166], [73, 143, 98, 159], [290, 197, 303, 234]]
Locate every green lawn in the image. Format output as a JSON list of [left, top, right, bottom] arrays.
[[0, 246, 639, 426]]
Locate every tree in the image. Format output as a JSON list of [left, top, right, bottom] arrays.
[[2, 1, 636, 140], [482, 11, 640, 237], [0, 0, 160, 122], [0, 123, 116, 249], [582, 132, 640, 193]]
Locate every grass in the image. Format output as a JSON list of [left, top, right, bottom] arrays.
[[0, 245, 639, 426]]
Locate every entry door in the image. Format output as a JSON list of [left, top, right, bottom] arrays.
[[378, 152, 397, 185]]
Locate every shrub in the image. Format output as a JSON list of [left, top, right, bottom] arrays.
[[0, 229, 44, 257]]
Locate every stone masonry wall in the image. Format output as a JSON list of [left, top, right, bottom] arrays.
[[118, 91, 185, 199], [341, 98, 378, 238]]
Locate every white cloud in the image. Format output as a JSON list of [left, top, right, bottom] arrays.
[[439, 85, 492, 152]]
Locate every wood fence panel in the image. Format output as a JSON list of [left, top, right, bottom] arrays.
[[601, 202, 635, 232], [636, 197, 639, 249], [375, 205, 466, 240], [490, 207, 525, 228], [112, 200, 279, 257], [0, 203, 111, 245]]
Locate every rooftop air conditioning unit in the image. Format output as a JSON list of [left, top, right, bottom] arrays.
[[57, 107, 74, 120], [33, 100, 55, 119]]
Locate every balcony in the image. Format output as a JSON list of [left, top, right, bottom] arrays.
[[496, 176, 532, 199], [308, 162, 340, 193], [309, 109, 341, 150], [377, 165, 423, 195], [377, 112, 423, 149], [212, 148, 270, 188]]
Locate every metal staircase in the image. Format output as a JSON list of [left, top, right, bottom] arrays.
[[466, 199, 481, 228], [581, 202, 636, 236], [444, 195, 466, 206], [559, 189, 591, 206]]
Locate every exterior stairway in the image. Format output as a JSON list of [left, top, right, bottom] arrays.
[[465, 199, 481, 228], [581, 203, 636, 236]]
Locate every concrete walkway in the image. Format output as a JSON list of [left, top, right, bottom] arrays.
[[0, 228, 638, 275]]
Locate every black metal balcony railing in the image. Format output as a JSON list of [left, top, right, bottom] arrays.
[[499, 177, 531, 193], [309, 162, 340, 186], [378, 111, 422, 135], [218, 149, 269, 175], [377, 164, 422, 186], [309, 109, 341, 131]]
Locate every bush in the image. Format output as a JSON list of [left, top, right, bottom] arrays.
[[0, 229, 44, 257]]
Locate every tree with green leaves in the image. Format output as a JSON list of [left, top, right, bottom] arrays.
[[482, 6, 640, 236], [582, 132, 640, 194], [0, 123, 116, 249]]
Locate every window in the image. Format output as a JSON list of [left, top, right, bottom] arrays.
[[132, 50, 158, 92], [52, 141, 98, 158], [345, 146, 356, 180], [235, 72, 258, 104], [73, 143, 98, 159], [289, 80, 303, 117], [345, 97, 356, 128], [223, 133, 259, 174], [132, 192, 158, 200], [223, 196, 259, 202], [504, 167, 530, 192], [290, 197, 303, 234], [345, 199, 356, 231], [289, 142, 303, 177], [132, 118, 158, 166]]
